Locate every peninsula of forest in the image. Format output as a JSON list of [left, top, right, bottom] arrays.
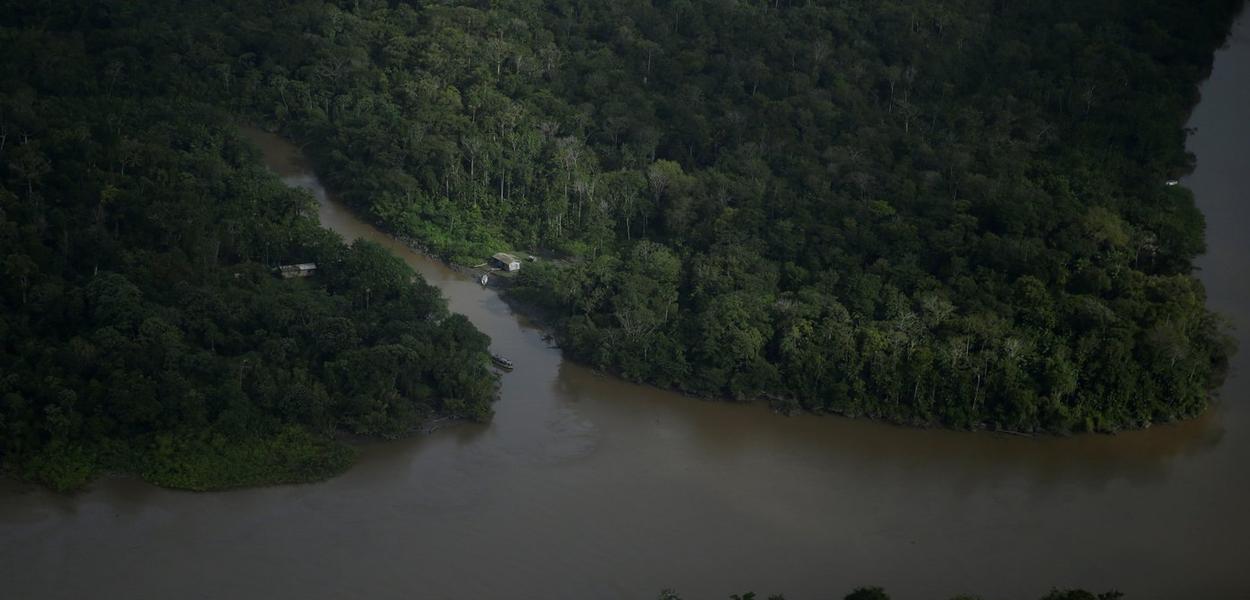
[[1, 0, 1242, 490]]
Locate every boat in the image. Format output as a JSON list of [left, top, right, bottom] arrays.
[[480, 273, 489, 286], [491, 354, 514, 370]]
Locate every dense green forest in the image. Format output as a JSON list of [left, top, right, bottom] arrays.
[[0, 5, 497, 490], [1, 0, 1243, 488], [131, 0, 1235, 432]]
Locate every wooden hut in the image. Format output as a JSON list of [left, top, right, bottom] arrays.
[[491, 253, 521, 272]]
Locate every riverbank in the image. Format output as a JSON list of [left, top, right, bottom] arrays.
[[1, 428, 357, 494], [7, 34, 1248, 589], [254, 124, 521, 291], [0, 102, 498, 496], [246, 120, 1214, 437]]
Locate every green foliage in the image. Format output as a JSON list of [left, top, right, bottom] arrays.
[[0, 0, 1241, 497], [60, 0, 1230, 433], [0, 8, 498, 490], [845, 587, 891, 600], [140, 427, 356, 492], [19, 443, 98, 493]]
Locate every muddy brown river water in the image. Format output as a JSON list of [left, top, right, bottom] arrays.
[[3, 16, 1250, 600]]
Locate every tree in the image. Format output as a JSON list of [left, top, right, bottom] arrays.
[[844, 587, 890, 600]]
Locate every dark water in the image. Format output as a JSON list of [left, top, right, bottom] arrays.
[[3, 18, 1249, 599]]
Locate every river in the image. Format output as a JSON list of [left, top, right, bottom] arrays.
[[3, 18, 1249, 600]]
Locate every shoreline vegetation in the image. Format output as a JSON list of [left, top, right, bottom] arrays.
[[0, 6, 499, 492], [237, 0, 1239, 434], [0, 1, 1244, 491]]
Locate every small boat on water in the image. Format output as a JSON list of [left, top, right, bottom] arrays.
[[491, 354, 514, 370]]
